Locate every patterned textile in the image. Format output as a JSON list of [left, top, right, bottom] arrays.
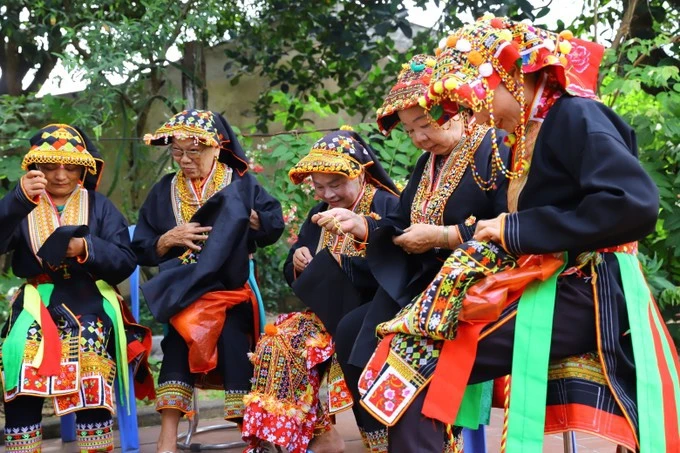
[[242, 311, 342, 453], [21, 124, 97, 175], [377, 241, 516, 341], [289, 132, 369, 182], [224, 389, 247, 420], [76, 419, 114, 452], [1, 311, 117, 416], [359, 241, 516, 426], [364, 427, 389, 453], [325, 355, 353, 413], [288, 130, 399, 196], [376, 54, 436, 135], [155, 380, 194, 414], [4, 424, 42, 453], [144, 109, 221, 148]]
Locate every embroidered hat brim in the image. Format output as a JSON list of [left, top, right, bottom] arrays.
[[22, 124, 97, 175]]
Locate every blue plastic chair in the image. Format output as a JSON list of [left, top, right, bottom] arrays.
[[60, 225, 141, 452], [462, 426, 487, 452]]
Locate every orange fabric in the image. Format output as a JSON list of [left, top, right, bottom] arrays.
[[459, 254, 564, 323], [170, 286, 258, 374], [422, 322, 486, 423], [423, 254, 565, 423]]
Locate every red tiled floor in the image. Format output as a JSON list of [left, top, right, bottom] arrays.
[[41, 408, 621, 452]]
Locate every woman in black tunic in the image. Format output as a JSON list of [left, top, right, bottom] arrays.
[[361, 17, 678, 452], [0, 124, 153, 452], [315, 54, 510, 452], [132, 109, 284, 453], [242, 128, 399, 453]]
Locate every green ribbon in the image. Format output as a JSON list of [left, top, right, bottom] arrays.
[[506, 258, 565, 452], [96, 280, 130, 413], [2, 284, 55, 391], [455, 380, 493, 429], [616, 252, 680, 452]]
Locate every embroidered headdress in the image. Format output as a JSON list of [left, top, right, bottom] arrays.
[[144, 109, 250, 175], [22, 124, 98, 177], [425, 15, 604, 186], [288, 128, 399, 196], [426, 15, 604, 113], [376, 54, 437, 135]]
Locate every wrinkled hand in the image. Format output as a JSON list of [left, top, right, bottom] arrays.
[[65, 237, 86, 258], [393, 223, 440, 254], [156, 222, 212, 257], [249, 209, 261, 231], [21, 170, 47, 199], [473, 213, 506, 243], [292, 246, 313, 273], [311, 208, 366, 240]]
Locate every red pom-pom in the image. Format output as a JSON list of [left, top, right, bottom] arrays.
[[264, 324, 278, 336], [490, 18, 504, 29]]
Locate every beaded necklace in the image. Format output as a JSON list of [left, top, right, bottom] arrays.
[[410, 124, 488, 225], [318, 184, 376, 258], [170, 160, 232, 225]]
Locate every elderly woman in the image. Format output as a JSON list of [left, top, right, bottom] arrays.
[[358, 17, 679, 452], [242, 129, 399, 453], [0, 124, 153, 453], [132, 109, 284, 453], [313, 55, 510, 452]]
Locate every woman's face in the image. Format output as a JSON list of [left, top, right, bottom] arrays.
[[397, 106, 461, 155], [311, 172, 364, 209], [472, 82, 522, 133], [37, 163, 83, 200], [171, 137, 219, 180]]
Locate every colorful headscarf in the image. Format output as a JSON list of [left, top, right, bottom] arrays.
[[376, 54, 437, 135], [288, 128, 399, 196], [22, 124, 98, 177], [144, 109, 250, 175], [426, 15, 604, 115]]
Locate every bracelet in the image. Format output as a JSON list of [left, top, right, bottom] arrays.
[[442, 225, 450, 248]]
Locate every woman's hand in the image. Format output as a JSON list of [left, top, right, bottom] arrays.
[[249, 209, 261, 231], [21, 170, 47, 199], [311, 208, 367, 240], [65, 237, 86, 258], [393, 224, 441, 254], [156, 222, 212, 257], [292, 246, 313, 273], [473, 213, 506, 243]]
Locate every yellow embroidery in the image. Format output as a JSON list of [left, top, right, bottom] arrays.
[[27, 187, 89, 262]]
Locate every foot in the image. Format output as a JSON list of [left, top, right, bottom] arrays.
[[307, 427, 345, 453], [156, 440, 177, 453]]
